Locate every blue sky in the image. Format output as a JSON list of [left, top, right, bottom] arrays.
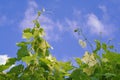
[[0, 0, 120, 62]]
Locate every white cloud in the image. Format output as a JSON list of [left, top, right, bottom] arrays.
[[87, 13, 107, 35], [56, 21, 64, 32], [20, 1, 37, 29], [72, 8, 115, 37], [66, 19, 78, 31], [0, 55, 16, 73], [65, 18, 80, 38], [99, 5, 107, 13], [0, 55, 9, 65], [98, 5, 110, 22], [20, 1, 114, 42], [40, 15, 63, 41]]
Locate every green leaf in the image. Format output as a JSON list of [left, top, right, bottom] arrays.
[[91, 77, 99, 80], [22, 56, 35, 65], [33, 28, 39, 38], [39, 58, 50, 70], [103, 51, 120, 63], [59, 61, 73, 72], [23, 32, 33, 39], [75, 58, 82, 66], [6, 58, 17, 65], [16, 41, 30, 47], [7, 64, 24, 75], [104, 73, 116, 78], [38, 39, 50, 49], [38, 11, 41, 16], [0, 58, 16, 72], [108, 45, 114, 49], [23, 28, 31, 33], [70, 69, 89, 80], [39, 28, 45, 37], [102, 43, 107, 51], [93, 40, 101, 53], [83, 67, 95, 76], [33, 20, 40, 28], [17, 46, 29, 60]]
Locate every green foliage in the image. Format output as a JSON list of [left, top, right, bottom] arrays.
[[93, 40, 101, 53], [72, 41, 120, 80], [0, 11, 120, 80], [0, 11, 73, 80]]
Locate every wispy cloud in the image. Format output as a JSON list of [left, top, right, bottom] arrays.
[[39, 15, 64, 41], [98, 5, 110, 22], [87, 13, 107, 35], [20, 1, 37, 29], [66, 8, 115, 37], [20, 0, 115, 42], [19, 0, 65, 41], [0, 55, 16, 73], [65, 18, 80, 39], [0, 55, 9, 65], [99, 5, 107, 13]]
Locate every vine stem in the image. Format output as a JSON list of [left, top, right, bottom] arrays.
[[77, 28, 94, 51]]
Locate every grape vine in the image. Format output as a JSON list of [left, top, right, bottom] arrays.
[[0, 11, 120, 80]]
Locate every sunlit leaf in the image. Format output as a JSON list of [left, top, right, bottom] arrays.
[[81, 51, 97, 67], [39, 28, 45, 37], [83, 67, 94, 76], [75, 58, 82, 66], [23, 32, 33, 39]]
